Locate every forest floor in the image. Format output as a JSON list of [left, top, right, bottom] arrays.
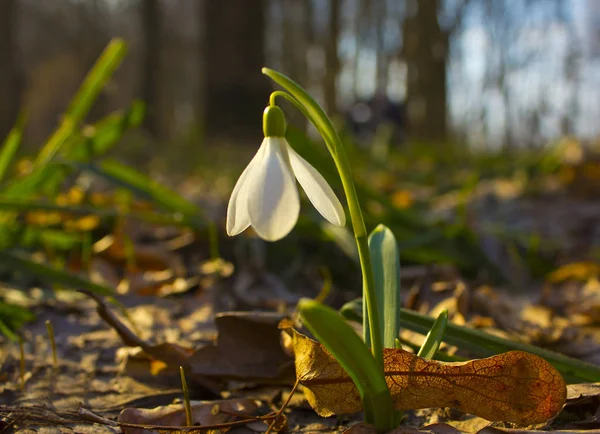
[[3, 142, 600, 434]]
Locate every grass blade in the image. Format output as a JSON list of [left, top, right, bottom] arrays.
[[63, 100, 145, 162], [340, 299, 600, 383], [0, 113, 26, 184], [0, 197, 186, 227], [417, 309, 448, 359], [0, 250, 114, 296], [80, 160, 206, 229], [398, 307, 600, 383], [0, 318, 18, 341], [35, 39, 127, 167], [298, 298, 396, 433], [0, 302, 34, 341]]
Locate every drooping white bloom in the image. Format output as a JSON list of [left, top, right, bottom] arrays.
[[226, 136, 346, 241]]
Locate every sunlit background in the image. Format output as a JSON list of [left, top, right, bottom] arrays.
[[3, 0, 600, 374], [2, 0, 599, 162]]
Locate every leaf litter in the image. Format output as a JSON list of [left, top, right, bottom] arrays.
[[283, 326, 566, 424], [5, 152, 600, 433]]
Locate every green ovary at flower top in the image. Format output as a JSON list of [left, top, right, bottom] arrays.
[[226, 105, 346, 241]]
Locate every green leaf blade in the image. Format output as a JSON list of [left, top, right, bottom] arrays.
[[298, 298, 396, 433], [368, 224, 401, 349], [0, 250, 114, 296], [417, 309, 448, 360], [0, 113, 26, 184], [35, 39, 128, 167]]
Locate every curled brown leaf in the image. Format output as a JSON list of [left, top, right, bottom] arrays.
[[288, 329, 566, 425]]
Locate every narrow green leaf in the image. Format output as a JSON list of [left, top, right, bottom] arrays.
[[0, 113, 26, 184], [0, 164, 65, 199], [80, 160, 206, 229], [398, 307, 600, 382], [0, 318, 18, 341], [298, 299, 396, 433], [396, 337, 465, 362], [339, 297, 363, 323], [0, 197, 185, 226], [367, 224, 401, 348], [0, 250, 114, 296], [417, 309, 448, 360], [35, 39, 128, 167], [4, 103, 143, 200], [0, 302, 34, 323], [340, 299, 600, 383], [20, 227, 80, 251], [63, 100, 145, 162]]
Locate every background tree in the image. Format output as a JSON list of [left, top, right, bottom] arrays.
[[324, 0, 341, 114], [400, 0, 471, 144], [203, 0, 271, 143], [1, 0, 598, 152], [0, 0, 22, 140], [401, 0, 448, 143], [140, 0, 162, 140]]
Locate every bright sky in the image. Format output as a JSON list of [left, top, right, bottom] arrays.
[[335, 0, 600, 146]]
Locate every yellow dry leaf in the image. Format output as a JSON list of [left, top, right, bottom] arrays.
[[63, 214, 101, 231], [547, 262, 600, 283], [391, 190, 414, 209], [289, 329, 566, 425]]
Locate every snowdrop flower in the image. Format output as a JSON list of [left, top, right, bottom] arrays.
[[227, 105, 346, 241]]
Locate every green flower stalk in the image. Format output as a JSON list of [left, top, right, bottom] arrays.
[[260, 68, 384, 367], [226, 68, 394, 432]]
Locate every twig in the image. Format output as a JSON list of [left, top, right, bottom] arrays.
[[77, 408, 118, 427], [45, 320, 58, 369], [180, 367, 193, 426], [18, 335, 25, 390], [266, 377, 300, 434]]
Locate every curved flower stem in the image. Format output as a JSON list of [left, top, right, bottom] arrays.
[[264, 68, 383, 370], [268, 91, 336, 153]]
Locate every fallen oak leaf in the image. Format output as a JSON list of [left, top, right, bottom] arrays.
[[83, 291, 293, 392], [188, 312, 295, 384], [286, 327, 566, 425]]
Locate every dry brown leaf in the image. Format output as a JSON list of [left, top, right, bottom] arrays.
[[118, 398, 258, 434], [188, 312, 295, 384], [419, 423, 465, 434], [289, 329, 566, 425], [567, 382, 600, 401], [86, 291, 294, 391], [343, 422, 464, 434], [81, 290, 221, 394], [547, 262, 600, 283]]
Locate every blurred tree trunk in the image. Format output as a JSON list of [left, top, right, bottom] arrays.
[[374, 0, 387, 91], [281, 0, 296, 78], [401, 0, 448, 143], [141, 0, 161, 139], [204, 0, 271, 142], [281, 0, 309, 126], [0, 0, 22, 140], [324, 0, 340, 113], [76, 0, 109, 122], [352, 0, 371, 100]]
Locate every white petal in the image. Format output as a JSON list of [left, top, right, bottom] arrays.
[[226, 143, 266, 236], [286, 143, 346, 227], [247, 137, 300, 241]]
